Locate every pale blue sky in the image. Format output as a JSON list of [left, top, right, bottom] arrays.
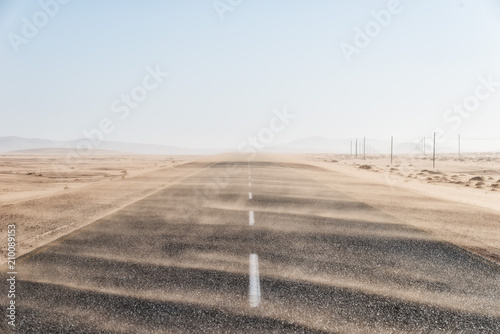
[[1, 0, 500, 149]]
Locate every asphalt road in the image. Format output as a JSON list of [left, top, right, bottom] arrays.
[[2, 159, 500, 333]]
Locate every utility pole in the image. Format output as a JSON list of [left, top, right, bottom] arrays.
[[423, 137, 426, 155], [355, 138, 358, 158], [433, 132, 436, 168], [350, 140, 352, 158], [363, 137, 366, 160], [390, 136, 393, 165], [458, 134, 461, 156]]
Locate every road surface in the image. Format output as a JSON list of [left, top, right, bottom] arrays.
[[2, 158, 500, 333]]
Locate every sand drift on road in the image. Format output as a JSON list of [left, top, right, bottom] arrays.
[[1, 154, 499, 333]]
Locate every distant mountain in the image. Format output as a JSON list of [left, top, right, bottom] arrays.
[[0, 136, 220, 155], [0, 136, 465, 156], [6, 148, 129, 155], [0, 136, 65, 152]]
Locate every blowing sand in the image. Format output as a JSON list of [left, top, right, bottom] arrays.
[[0, 155, 184, 205], [302, 153, 500, 266], [0, 155, 198, 262], [1, 153, 499, 269]]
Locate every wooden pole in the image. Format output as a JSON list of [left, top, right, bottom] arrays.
[[355, 138, 357, 158]]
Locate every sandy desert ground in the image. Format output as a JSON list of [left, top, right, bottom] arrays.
[[303, 152, 500, 265], [0, 154, 196, 260], [1, 152, 499, 268], [0, 154, 500, 333], [1, 153, 499, 333]]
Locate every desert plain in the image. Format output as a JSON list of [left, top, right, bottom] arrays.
[[0, 152, 499, 332], [1, 152, 499, 265]]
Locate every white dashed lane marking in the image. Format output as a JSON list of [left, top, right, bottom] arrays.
[[249, 211, 255, 226], [247, 165, 260, 307], [249, 253, 261, 308]]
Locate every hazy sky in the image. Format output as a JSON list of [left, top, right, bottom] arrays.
[[1, 0, 500, 149]]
